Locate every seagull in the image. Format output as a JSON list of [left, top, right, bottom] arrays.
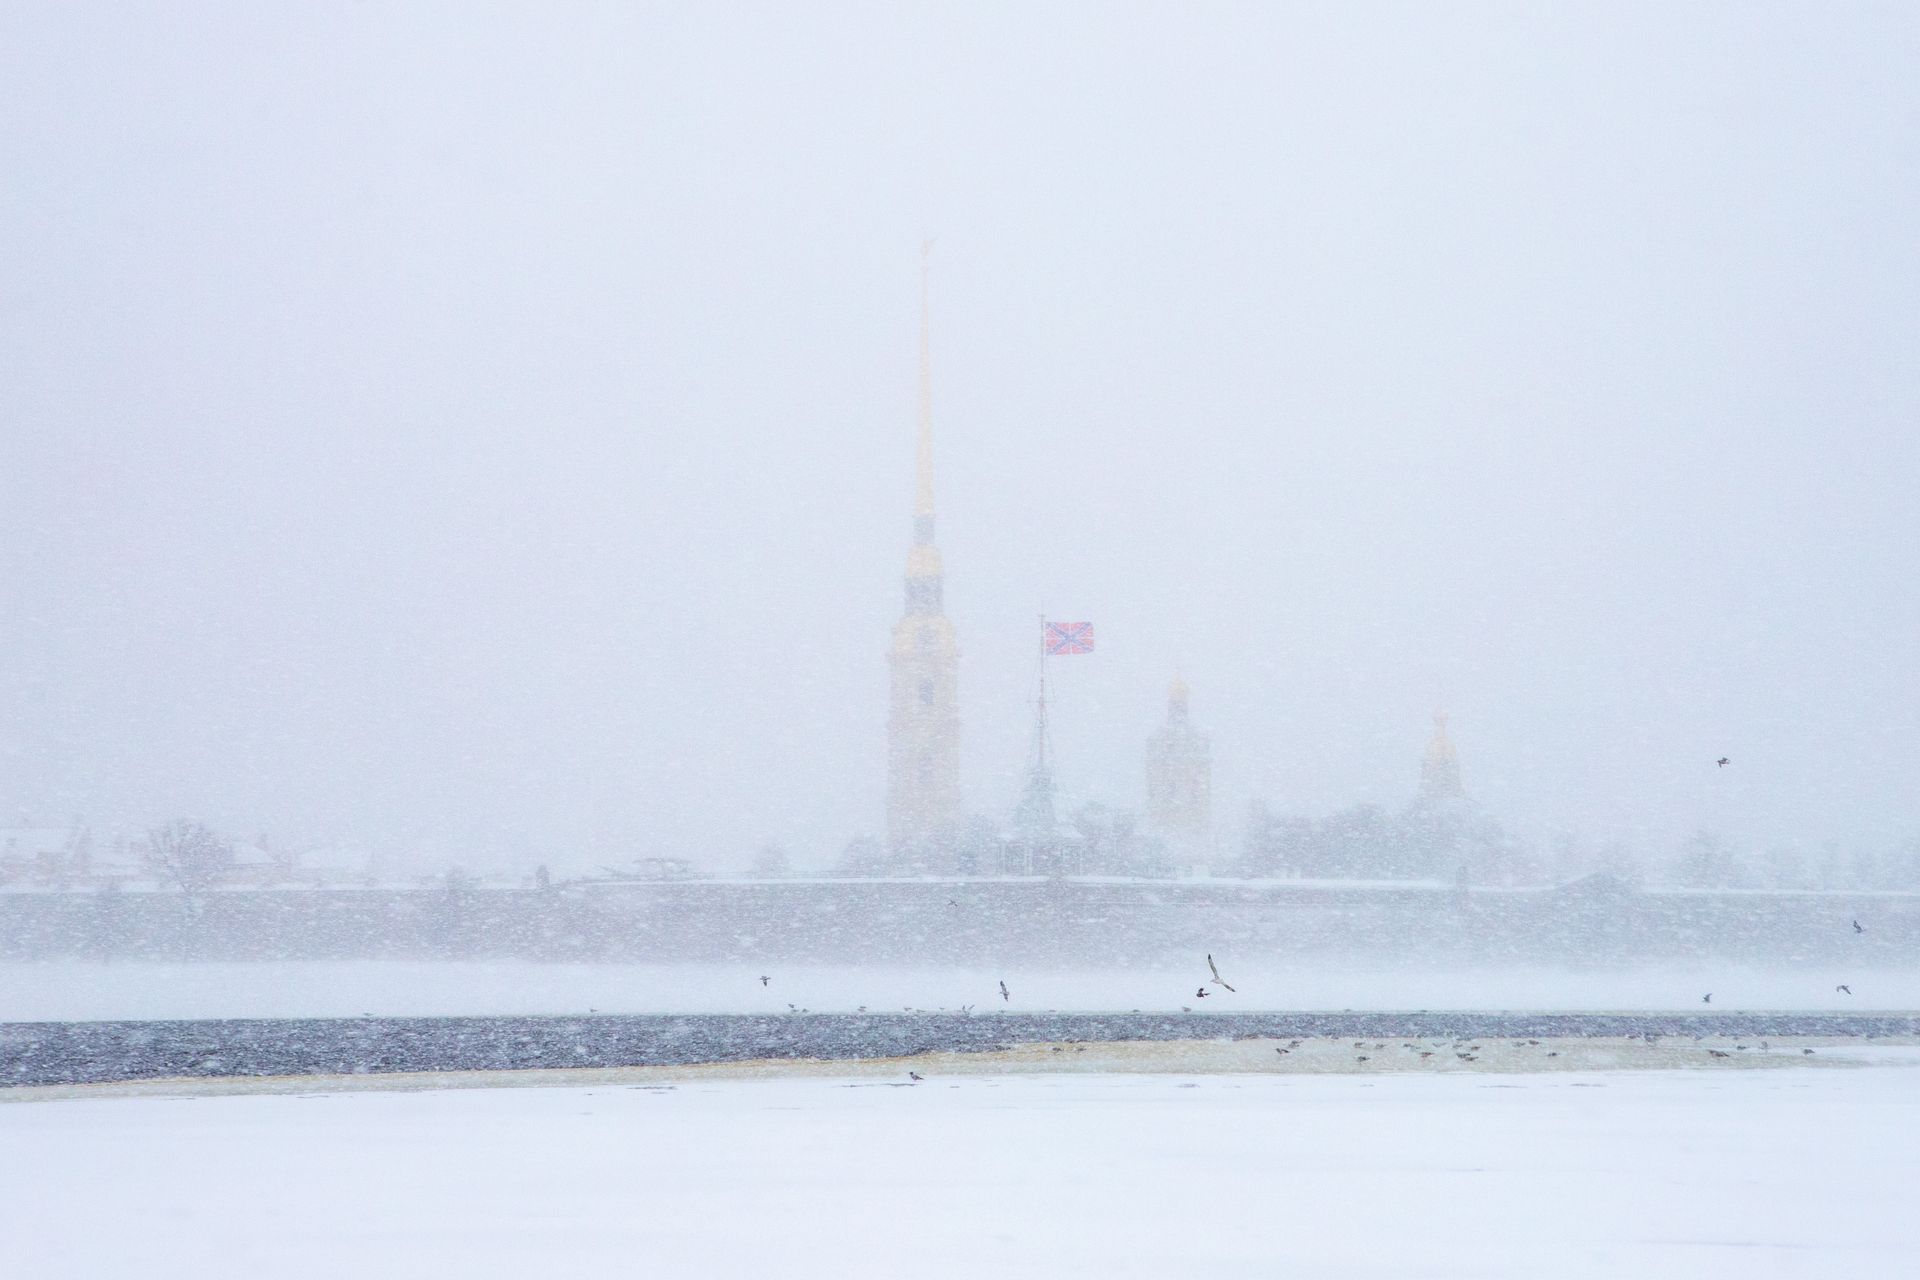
[[999, 980, 1010, 1002], [947, 899, 960, 908], [1195, 987, 1210, 998], [1708, 1049, 1730, 1058], [1716, 757, 1729, 767], [1853, 919, 1865, 934], [908, 1071, 923, 1082], [759, 976, 770, 987], [1836, 984, 1852, 995], [1702, 993, 1712, 1003], [1206, 954, 1236, 993]]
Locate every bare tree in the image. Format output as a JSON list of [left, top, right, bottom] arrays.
[[147, 819, 234, 902], [749, 843, 791, 879]]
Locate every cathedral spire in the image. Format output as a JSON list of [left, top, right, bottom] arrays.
[[900, 242, 943, 617], [914, 239, 936, 536]]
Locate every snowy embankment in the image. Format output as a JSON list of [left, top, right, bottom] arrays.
[[5, 1061, 1918, 1279], [4, 959, 1918, 1022]]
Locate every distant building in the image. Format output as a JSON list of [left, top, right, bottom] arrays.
[[0, 825, 88, 886], [1144, 678, 1211, 861], [1402, 710, 1528, 883], [885, 250, 962, 854]]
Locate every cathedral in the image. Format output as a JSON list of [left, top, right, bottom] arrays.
[[875, 256, 1213, 877], [884, 252, 962, 853]]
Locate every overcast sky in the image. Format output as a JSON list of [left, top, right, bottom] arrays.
[[2, 3, 1916, 871]]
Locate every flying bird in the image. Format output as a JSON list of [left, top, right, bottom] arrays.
[[1716, 757, 1729, 767], [759, 976, 770, 987], [1195, 987, 1210, 998], [998, 980, 1010, 1002], [1836, 984, 1853, 995], [1206, 954, 1236, 993], [1853, 919, 1865, 934], [1702, 993, 1712, 1003]]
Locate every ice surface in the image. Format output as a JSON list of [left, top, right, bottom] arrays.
[[5, 1061, 1917, 1278]]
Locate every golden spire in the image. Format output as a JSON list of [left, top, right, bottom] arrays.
[[901, 242, 945, 615], [914, 239, 935, 527]]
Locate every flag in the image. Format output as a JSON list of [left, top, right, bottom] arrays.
[[1043, 620, 1095, 655]]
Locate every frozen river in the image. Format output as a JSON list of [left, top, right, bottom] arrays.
[[5, 1052, 1917, 1279]]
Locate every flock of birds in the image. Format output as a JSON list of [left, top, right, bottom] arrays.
[[1702, 919, 1867, 1005], [758, 910, 1873, 1029], [762, 772, 1878, 1083]]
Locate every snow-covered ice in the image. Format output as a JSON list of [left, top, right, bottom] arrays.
[[5, 1056, 1918, 1279], [7, 959, 1917, 1022]]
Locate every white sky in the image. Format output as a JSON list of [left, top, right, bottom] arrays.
[[2, 3, 1916, 870]]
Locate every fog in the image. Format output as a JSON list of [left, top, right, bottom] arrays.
[[3, 3, 1917, 879]]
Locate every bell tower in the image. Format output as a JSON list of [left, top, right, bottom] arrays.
[[886, 245, 962, 850], [1145, 677, 1212, 854]]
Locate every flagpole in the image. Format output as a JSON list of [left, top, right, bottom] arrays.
[[1036, 613, 1049, 774]]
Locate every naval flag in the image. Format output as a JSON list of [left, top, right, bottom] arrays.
[[1043, 621, 1096, 655]]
